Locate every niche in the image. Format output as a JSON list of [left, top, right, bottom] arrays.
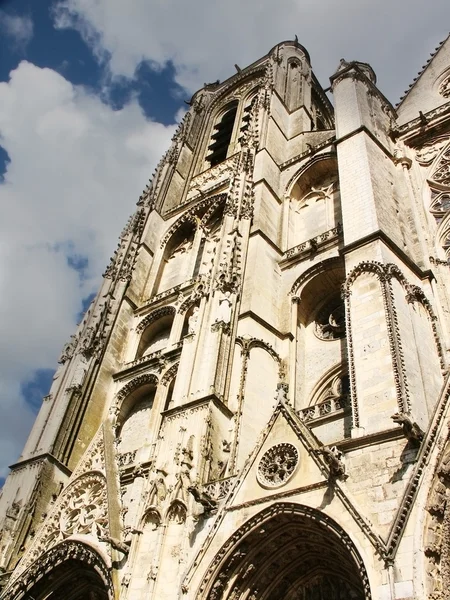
[[295, 261, 346, 405], [117, 383, 156, 455], [137, 312, 175, 358], [289, 157, 341, 248], [156, 223, 196, 294]]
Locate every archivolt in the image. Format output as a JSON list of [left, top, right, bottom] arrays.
[[136, 306, 176, 334], [2, 540, 113, 600], [160, 362, 179, 387], [285, 151, 337, 198], [160, 193, 227, 248], [290, 256, 342, 296], [235, 336, 283, 377], [197, 502, 371, 600], [116, 373, 159, 403]]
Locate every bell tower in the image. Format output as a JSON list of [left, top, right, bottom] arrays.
[[1, 37, 450, 600]]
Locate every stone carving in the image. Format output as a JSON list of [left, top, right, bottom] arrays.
[[341, 260, 445, 428], [415, 136, 450, 165], [284, 224, 342, 261], [257, 443, 299, 488], [429, 185, 450, 260], [161, 194, 227, 246], [315, 445, 347, 481], [188, 306, 200, 334], [193, 503, 372, 600], [202, 476, 235, 501], [3, 540, 113, 600], [103, 205, 146, 281], [171, 437, 195, 504], [439, 75, 450, 98], [160, 362, 179, 387], [99, 534, 130, 555], [215, 228, 242, 294], [440, 226, 450, 261], [56, 292, 114, 366], [79, 293, 114, 359], [136, 306, 176, 334], [215, 291, 233, 324], [275, 382, 289, 402], [167, 501, 187, 524], [298, 374, 350, 423], [424, 443, 450, 599], [431, 146, 450, 187], [178, 278, 209, 314], [295, 183, 334, 213], [188, 486, 217, 513], [116, 373, 159, 404], [315, 297, 346, 340], [187, 157, 238, 201], [117, 449, 137, 469], [391, 413, 425, 445], [58, 335, 78, 364], [13, 473, 109, 578]]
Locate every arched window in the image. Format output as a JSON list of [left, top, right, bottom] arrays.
[[155, 222, 196, 294], [299, 368, 351, 443], [137, 313, 174, 358], [207, 102, 238, 167], [289, 157, 341, 248], [293, 261, 347, 421], [117, 383, 156, 455]]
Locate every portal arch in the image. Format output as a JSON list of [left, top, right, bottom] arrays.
[[3, 540, 113, 600], [199, 503, 371, 600]]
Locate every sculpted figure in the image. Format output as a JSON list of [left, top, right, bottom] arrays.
[[188, 306, 199, 334], [391, 413, 424, 445], [216, 292, 232, 324], [315, 445, 347, 480]]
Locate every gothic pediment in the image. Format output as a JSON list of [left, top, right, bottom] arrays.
[[227, 402, 327, 510], [397, 34, 450, 126], [186, 377, 450, 596]]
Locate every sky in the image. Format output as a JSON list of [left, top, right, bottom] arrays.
[[0, 0, 449, 485]]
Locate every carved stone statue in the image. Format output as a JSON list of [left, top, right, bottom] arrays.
[[215, 292, 232, 324], [188, 306, 199, 334], [275, 383, 289, 402], [58, 335, 78, 364], [315, 445, 347, 480], [391, 413, 425, 445], [188, 486, 217, 513]]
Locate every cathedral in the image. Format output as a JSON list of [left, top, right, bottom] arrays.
[[1, 36, 450, 600]]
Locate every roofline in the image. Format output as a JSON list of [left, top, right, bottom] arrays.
[[396, 32, 450, 108]]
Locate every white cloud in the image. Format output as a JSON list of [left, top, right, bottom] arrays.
[[0, 11, 33, 52], [52, 0, 450, 101], [0, 62, 175, 476]]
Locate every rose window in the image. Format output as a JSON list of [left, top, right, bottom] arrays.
[[257, 443, 299, 488]]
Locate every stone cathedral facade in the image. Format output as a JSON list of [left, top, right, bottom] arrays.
[[1, 36, 450, 599]]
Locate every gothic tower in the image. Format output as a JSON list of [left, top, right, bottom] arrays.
[[1, 37, 450, 600]]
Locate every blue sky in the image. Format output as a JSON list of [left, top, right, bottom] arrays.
[[0, 0, 449, 484]]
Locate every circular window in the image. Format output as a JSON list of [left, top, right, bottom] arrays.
[[257, 443, 299, 488]]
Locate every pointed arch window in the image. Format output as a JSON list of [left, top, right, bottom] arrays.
[[207, 101, 238, 167]]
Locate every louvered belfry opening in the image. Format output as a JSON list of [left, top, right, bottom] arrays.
[[207, 102, 238, 167], [239, 96, 257, 144]]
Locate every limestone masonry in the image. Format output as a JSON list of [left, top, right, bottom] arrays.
[[1, 38, 450, 600]]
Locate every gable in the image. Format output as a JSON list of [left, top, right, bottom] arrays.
[[397, 34, 450, 126]]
